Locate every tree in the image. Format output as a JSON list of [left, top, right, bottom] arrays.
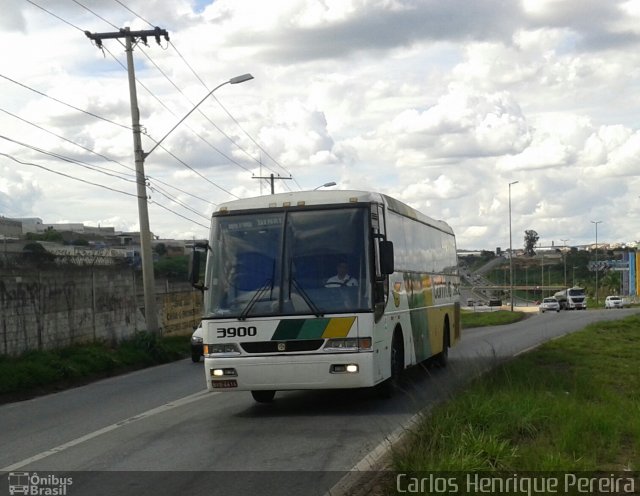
[[524, 230, 539, 256]]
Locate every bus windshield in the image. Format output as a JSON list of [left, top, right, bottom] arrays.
[[204, 207, 372, 319]]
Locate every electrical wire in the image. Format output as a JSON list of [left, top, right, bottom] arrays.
[[147, 183, 210, 221], [24, 0, 85, 32], [72, 0, 119, 30], [0, 135, 137, 183], [0, 152, 141, 198], [0, 107, 135, 174], [101, 46, 239, 198], [1, 106, 216, 211], [149, 200, 209, 229], [169, 41, 302, 190], [0, 73, 132, 131], [139, 47, 269, 175], [112, 0, 155, 28]]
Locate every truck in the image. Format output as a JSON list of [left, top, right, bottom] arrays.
[[553, 287, 587, 310]]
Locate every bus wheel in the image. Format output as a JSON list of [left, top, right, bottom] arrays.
[[435, 325, 450, 368], [251, 390, 276, 403], [377, 332, 404, 399]]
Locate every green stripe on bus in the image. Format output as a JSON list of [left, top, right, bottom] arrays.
[[271, 319, 306, 340], [298, 319, 330, 339], [271, 318, 354, 340]]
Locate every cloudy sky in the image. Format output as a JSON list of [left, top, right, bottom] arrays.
[[2, 0, 640, 250]]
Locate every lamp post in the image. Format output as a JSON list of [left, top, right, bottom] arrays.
[[314, 181, 336, 190], [131, 72, 253, 335], [508, 181, 518, 311], [591, 220, 602, 305], [561, 238, 569, 288]]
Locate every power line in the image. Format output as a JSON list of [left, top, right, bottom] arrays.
[[149, 200, 209, 230], [25, 0, 85, 32], [72, 0, 119, 30], [139, 46, 268, 175], [0, 107, 135, 174], [169, 41, 301, 190], [0, 152, 141, 198], [147, 176, 217, 206], [1, 106, 217, 210], [112, 0, 155, 28], [101, 45, 239, 199], [0, 73, 132, 131], [147, 183, 210, 221], [0, 135, 137, 183]]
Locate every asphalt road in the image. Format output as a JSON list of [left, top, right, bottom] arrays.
[[1, 308, 637, 496]]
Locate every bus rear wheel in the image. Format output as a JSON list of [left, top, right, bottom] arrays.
[[251, 390, 276, 403], [434, 325, 450, 368]]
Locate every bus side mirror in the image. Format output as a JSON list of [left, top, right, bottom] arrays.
[[189, 243, 209, 290], [380, 240, 394, 275]]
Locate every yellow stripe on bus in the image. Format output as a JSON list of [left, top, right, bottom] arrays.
[[322, 317, 356, 338]]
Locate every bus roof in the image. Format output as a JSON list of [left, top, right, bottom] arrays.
[[214, 190, 454, 234]]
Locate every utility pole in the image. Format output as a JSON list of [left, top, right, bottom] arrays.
[[252, 173, 292, 194], [85, 27, 169, 336]]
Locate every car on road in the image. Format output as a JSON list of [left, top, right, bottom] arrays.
[[605, 295, 624, 309], [191, 323, 203, 362], [539, 297, 560, 313], [488, 297, 502, 307]]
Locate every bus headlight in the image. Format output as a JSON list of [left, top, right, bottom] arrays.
[[331, 364, 359, 374], [204, 343, 241, 355], [324, 337, 372, 352], [211, 368, 237, 377]]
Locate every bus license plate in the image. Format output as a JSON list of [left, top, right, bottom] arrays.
[[212, 379, 238, 389]]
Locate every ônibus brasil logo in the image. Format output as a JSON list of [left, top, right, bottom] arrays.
[[7, 472, 73, 496]]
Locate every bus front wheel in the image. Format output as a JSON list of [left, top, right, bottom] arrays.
[[251, 390, 276, 403], [377, 332, 404, 399]]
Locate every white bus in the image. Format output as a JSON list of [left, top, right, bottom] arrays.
[[191, 190, 460, 402]]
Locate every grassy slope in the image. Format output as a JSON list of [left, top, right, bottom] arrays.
[[0, 333, 190, 402], [392, 314, 640, 475]]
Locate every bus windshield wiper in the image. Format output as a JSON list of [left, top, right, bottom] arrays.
[[239, 279, 273, 321], [291, 277, 323, 317]]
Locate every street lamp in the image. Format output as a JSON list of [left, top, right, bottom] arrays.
[[130, 72, 254, 335], [591, 220, 602, 305], [508, 181, 519, 311], [314, 181, 336, 190], [561, 238, 569, 288]]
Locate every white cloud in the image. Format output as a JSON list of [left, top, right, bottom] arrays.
[[2, 0, 640, 249]]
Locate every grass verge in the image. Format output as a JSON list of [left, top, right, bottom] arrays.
[[0, 332, 190, 403], [390, 314, 640, 485], [461, 309, 526, 329]]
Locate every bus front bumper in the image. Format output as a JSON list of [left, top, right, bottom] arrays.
[[204, 352, 377, 392]]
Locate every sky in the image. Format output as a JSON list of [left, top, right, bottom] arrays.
[[2, 0, 640, 250]]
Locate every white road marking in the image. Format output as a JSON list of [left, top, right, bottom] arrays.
[[1, 390, 215, 473]]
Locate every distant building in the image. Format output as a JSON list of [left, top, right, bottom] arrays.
[[0, 216, 22, 238]]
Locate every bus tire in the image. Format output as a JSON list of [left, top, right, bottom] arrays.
[[377, 331, 404, 399], [251, 390, 276, 403], [434, 322, 450, 368]]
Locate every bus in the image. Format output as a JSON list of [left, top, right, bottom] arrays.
[[190, 190, 460, 402]]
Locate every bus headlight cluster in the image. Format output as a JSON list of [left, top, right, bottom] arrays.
[[331, 364, 359, 374], [324, 337, 372, 352], [204, 343, 241, 355], [211, 368, 237, 377]]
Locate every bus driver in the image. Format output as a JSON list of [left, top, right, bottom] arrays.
[[325, 261, 358, 288]]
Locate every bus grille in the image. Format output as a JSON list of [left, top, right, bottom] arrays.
[[240, 340, 325, 353]]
